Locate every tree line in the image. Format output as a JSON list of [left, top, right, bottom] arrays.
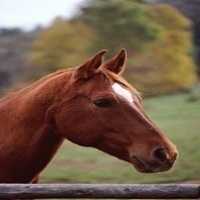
[[0, 0, 198, 96]]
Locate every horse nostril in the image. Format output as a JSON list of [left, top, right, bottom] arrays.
[[153, 147, 168, 162], [173, 151, 178, 160]]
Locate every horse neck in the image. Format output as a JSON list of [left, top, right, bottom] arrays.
[[5, 70, 72, 126], [0, 70, 73, 181]]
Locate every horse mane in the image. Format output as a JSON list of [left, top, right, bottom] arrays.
[[0, 69, 72, 103]]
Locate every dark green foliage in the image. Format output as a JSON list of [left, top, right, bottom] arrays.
[[78, 0, 163, 53]]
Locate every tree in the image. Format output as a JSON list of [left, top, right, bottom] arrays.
[[77, 0, 197, 94], [147, 0, 200, 76], [77, 0, 163, 53], [30, 18, 94, 72], [125, 5, 197, 95], [30, 1, 197, 95]]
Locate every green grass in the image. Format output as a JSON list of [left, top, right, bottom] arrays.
[[41, 93, 200, 183]]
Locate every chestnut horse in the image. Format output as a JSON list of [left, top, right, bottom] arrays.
[[0, 49, 178, 183]]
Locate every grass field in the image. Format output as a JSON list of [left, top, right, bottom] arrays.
[[41, 93, 200, 183]]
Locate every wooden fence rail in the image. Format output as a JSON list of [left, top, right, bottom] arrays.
[[0, 184, 199, 199]]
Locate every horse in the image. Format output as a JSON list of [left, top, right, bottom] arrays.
[[0, 49, 178, 183]]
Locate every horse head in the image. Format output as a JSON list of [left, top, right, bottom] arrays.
[[54, 49, 178, 173]]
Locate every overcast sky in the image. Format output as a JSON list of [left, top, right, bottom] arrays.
[[0, 0, 86, 30]]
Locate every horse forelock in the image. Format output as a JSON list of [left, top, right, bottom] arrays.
[[100, 68, 142, 102]]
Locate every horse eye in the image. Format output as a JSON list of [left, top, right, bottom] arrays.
[[93, 98, 113, 107]]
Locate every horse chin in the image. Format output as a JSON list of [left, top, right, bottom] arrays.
[[130, 156, 173, 173], [130, 156, 152, 173]]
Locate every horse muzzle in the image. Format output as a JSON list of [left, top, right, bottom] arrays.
[[130, 147, 178, 173]]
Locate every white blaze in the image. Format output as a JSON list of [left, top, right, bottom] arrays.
[[112, 83, 133, 104]]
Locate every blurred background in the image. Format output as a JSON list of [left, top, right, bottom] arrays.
[[0, 0, 200, 183]]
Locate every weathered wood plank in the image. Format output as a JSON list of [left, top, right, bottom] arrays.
[[0, 184, 199, 199]]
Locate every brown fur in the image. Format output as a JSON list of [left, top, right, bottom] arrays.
[[0, 49, 178, 183]]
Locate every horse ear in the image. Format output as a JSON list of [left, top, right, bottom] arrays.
[[102, 49, 127, 74], [75, 50, 107, 80]]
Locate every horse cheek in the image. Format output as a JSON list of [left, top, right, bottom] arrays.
[[54, 106, 100, 147]]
